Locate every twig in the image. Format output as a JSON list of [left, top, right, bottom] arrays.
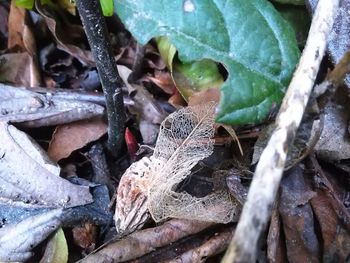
[[76, 0, 125, 156], [80, 219, 213, 263], [221, 1, 340, 262], [165, 227, 234, 263]]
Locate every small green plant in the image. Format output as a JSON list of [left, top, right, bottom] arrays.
[[15, 0, 114, 16]]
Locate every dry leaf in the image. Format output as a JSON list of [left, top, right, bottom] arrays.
[[0, 209, 62, 262], [48, 118, 107, 162], [118, 65, 168, 144], [0, 122, 93, 207], [0, 52, 33, 86], [115, 104, 239, 234], [7, 1, 41, 86], [72, 223, 97, 251], [314, 100, 350, 161], [35, 0, 94, 66], [81, 219, 213, 263], [0, 84, 104, 127]]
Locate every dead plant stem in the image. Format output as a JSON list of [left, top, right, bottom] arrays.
[[221, 0, 340, 262], [76, 0, 125, 156]]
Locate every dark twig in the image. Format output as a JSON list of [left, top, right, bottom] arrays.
[[76, 0, 125, 156]]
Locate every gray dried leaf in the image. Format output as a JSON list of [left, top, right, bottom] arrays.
[[0, 122, 93, 207], [313, 100, 350, 161], [118, 65, 168, 144], [307, 0, 350, 86], [0, 209, 62, 262], [0, 84, 104, 127]]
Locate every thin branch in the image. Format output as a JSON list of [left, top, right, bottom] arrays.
[[80, 219, 213, 263], [76, 0, 125, 156], [221, 0, 340, 262]]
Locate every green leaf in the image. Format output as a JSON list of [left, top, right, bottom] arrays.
[[115, 0, 300, 125], [156, 36, 224, 100], [272, 0, 305, 5], [274, 3, 310, 47], [15, 0, 34, 9], [40, 228, 68, 263], [100, 0, 114, 16]]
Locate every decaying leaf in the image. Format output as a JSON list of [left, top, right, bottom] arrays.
[[35, 0, 94, 66], [0, 209, 62, 262], [6, 1, 41, 87], [279, 167, 320, 262], [307, 0, 350, 86], [0, 84, 104, 127], [48, 118, 107, 162], [313, 99, 350, 161], [118, 65, 168, 144], [115, 104, 239, 234], [0, 122, 93, 207]]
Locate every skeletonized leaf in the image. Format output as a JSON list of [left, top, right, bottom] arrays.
[[0, 209, 62, 262], [0, 84, 104, 127], [148, 103, 239, 223], [115, 104, 239, 234], [0, 122, 93, 207]]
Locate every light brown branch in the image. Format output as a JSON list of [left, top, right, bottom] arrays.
[[221, 0, 340, 262], [80, 219, 213, 263]]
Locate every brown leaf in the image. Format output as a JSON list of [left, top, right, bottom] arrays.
[[279, 166, 320, 263], [145, 70, 176, 95], [0, 53, 32, 86], [72, 223, 97, 251], [188, 88, 220, 106], [35, 0, 94, 66], [0, 122, 93, 207], [8, 1, 26, 50], [7, 1, 41, 86], [48, 118, 107, 162], [311, 190, 350, 262]]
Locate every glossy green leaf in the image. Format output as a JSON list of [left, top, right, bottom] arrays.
[[115, 0, 300, 124], [100, 0, 114, 16], [274, 3, 310, 47], [156, 36, 223, 100]]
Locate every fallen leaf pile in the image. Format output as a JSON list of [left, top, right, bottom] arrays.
[[0, 0, 349, 262]]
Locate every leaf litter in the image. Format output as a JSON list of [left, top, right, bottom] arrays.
[[0, 0, 350, 262]]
